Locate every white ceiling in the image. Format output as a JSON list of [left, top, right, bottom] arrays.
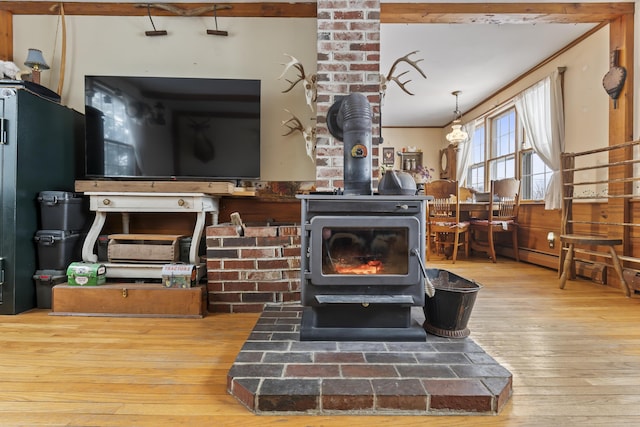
[[380, 22, 597, 127]]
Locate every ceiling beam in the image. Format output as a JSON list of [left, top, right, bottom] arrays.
[[381, 2, 635, 24], [0, 11, 12, 61], [608, 13, 634, 145], [0, 2, 632, 23], [0, 2, 317, 17]]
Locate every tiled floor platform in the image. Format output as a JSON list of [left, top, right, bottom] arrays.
[[227, 304, 512, 415]]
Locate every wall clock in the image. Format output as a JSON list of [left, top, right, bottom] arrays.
[[439, 145, 456, 179]]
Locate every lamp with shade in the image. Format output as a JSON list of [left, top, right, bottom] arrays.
[[24, 48, 50, 85], [445, 90, 468, 146]]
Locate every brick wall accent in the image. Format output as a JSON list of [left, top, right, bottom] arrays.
[[206, 224, 301, 313], [315, 0, 381, 192]]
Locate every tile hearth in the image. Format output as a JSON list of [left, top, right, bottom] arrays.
[[227, 304, 512, 415]]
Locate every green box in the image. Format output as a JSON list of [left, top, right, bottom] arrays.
[[67, 262, 106, 286]]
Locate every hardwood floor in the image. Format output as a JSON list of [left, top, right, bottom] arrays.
[[1, 257, 640, 426]]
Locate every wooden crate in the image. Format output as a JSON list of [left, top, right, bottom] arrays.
[[51, 283, 207, 318], [108, 234, 183, 263]]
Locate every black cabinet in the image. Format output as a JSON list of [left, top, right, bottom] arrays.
[[0, 87, 83, 314]]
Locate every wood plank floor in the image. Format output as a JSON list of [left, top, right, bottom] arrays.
[[1, 257, 640, 426]]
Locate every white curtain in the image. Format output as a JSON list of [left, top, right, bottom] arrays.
[[456, 121, 476, 186], [514, 70, 565, 210]]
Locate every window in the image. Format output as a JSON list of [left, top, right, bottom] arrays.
[[467, 124, 485, 192], [464, 104, 549, 201], [86, 83, 136, 176], [521, 150, 552, 200], [520, 128, 553, 200], [488, 109, 517, 181]]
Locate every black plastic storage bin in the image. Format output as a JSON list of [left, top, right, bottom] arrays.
[[96, 235, 109, 262], [33, 270, 67, 309], [34, 230, 83, 270], [179, 236, 207, 263], [38, 191, 88, 231]]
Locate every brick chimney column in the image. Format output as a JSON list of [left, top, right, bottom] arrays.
[[315, 0, 381, 192]]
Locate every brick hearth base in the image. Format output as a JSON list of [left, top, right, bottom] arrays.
[[227, 304, 512, 415]]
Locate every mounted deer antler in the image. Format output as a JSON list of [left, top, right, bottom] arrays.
[[278, 54, 317, 111], [281, 109, 316, 162], [380, 50, 427, 96]]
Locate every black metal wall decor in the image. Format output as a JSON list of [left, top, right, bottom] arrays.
[[602, 49, 626, 109]]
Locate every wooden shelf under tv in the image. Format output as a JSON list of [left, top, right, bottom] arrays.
[[74, 180, 255, 197]]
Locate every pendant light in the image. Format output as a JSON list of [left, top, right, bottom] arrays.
[[445, 90, 468, 146]]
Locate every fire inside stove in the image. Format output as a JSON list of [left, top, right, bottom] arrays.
[[321, 227, 409, 276], [334, 260, 382, 275]]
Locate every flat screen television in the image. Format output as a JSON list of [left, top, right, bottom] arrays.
[[83, 75, 261, 181]]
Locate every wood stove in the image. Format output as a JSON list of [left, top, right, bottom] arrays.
[[298, 194, 429, 341]]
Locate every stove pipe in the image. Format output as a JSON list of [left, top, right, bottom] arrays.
[[327, 93, 373, 195]]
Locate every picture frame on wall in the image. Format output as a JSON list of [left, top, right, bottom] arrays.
[[382, 147, 395, 166]]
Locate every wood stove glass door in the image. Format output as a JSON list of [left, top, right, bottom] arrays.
[[308, 216, 422, 286]]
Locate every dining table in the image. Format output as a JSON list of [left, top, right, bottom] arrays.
[[458, 201, 490, 213], [424, 200, 492, 259]]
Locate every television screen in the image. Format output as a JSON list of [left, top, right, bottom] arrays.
[[83, 75, 261, 180]]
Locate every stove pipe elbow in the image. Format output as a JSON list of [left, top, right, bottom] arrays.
[[327, 93, 373, 195]]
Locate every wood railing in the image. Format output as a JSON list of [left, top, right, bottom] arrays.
[[559, 140, 640, 296]]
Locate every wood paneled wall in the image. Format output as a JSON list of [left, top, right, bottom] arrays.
[[92, 196, 638, 293]]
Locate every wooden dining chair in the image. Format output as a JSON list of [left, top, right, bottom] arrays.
[[470, 178, 521, 263], [424, 179, 469, 263]]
